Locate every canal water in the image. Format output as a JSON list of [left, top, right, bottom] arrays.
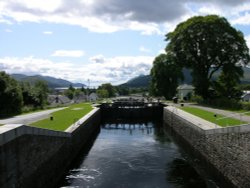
[[60, 121, 217, 188]]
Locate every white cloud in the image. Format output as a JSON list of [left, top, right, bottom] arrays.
[[246, 35, 250, 49], [0, 0, 250, 35], [51, 50, 85, 57], [231, 12, 250, 25], [43, 31, 53, 35], [139, 46, 151, 53], [5, 29, 12, 32], [89, 54, 105, 64], [0, 55, 154, 86]]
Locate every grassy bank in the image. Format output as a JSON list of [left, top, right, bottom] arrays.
[[30, 103, 93, 131], [180, 106, 246, 127]]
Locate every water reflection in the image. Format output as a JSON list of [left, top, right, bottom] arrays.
[[166, 158, 207, 188], [59, 121, 211, 188]]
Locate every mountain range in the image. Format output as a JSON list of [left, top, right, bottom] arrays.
[[120, 67, 250, 88], [10, 66, 250, 89], [11, 74, 85, 88]]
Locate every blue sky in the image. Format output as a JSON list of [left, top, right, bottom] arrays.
[[0, 0, 250, 86]]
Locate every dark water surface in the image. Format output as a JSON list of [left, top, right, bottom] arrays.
[[60, 121, 216, 188]]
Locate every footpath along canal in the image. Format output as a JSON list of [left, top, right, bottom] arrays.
[[59, 120, 219, 188]]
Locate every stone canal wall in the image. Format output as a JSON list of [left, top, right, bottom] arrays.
[[164, 107, 250, 188], [0, 108, 101, 188]]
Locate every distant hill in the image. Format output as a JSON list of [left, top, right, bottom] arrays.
[[11, 74, 85, 88], [120, 75, 151, 88], [119, 67, 250, 88]]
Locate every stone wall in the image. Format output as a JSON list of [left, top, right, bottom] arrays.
[[0, 108, 101, 188], [164, 107, 250, 188]]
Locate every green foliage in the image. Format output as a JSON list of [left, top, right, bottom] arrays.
[[30, 103, 93, 131], [150, 54, 183, 99], [20, 80, 49, 109], [115, 86, 129, 95], [241, 102, 250, 111], [33, 80, 49, 107], [96, 89, 109, 98], [213, 65, 243, 99], [206, 98, 242, 110], [166, 15, 250, 99], [64, 87, 74, 99], [190, 95, 204, 103], [98, 83, 116, 98], [0, 71, 23, 116]]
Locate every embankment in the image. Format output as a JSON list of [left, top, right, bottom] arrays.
[[0, 108, 101, 188], [164, 106, 250, 188]]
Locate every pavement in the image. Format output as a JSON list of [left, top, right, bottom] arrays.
[[0, 107, 67, 125], [166, 105, 218, 130]]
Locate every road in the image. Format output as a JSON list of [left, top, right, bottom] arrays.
[[0, 107, 67, 125]]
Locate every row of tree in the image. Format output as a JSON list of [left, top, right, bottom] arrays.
[[151, 15, 250, 100], [0, 71, 49, 117]]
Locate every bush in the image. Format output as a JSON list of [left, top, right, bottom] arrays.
[[241, 102, 250, 111], [205, 98, 242, 110], [190, 95, 204, 103]]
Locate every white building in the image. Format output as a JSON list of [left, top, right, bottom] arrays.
[[242, 91, 250, 102], [177, 84, 194, 100], [88, 93, 98, 101]]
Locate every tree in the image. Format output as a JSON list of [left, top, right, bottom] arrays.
[[0, 72, 23, 116], [64, 85, 75, 100], [33, 80, 49, 107], [96, 89, 109, 98], [214, 64, 243, 99], [150, 54, 183, 99], [166, 15, 250, 99], [98, 83, 116, 98]]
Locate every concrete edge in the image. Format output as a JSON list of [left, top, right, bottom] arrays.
[[165, 106, 250, 135], [65, 108, 100, 133], [0, 124, 71, 146]]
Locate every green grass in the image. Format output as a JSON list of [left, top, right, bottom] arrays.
[[180, 106, 246, 127], [30, 103, 93, 131]]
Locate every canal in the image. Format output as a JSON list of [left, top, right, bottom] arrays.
[[59, 120, 217, 188]]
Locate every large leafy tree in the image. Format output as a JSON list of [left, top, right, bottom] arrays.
[[214, 64, 243, 99], [0, 71, 23, 116], [98, 83, 116, 98], [150, 54, 183, 99], [166, 15, 250, 99]]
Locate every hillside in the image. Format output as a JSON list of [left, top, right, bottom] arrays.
[[11, 74, 85, 88], [120, 75, 151, 88], [119, 67, 250, 88]]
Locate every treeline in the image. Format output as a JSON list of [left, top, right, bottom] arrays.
[[0, 71, 49, 117]]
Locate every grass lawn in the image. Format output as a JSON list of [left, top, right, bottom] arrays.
[[180, 106, 246, 127], [30, 103, 93, 131]]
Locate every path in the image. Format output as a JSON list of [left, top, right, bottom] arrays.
[[0, 107, 67, 125], [182, 103, 250, 123]]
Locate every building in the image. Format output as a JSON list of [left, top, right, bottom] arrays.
[[88, 93, 98, 101], [241, 91, 250, 102], [177, 84, 194, 100]]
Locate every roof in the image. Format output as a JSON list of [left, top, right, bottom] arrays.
[[177, 84, 194, 90]]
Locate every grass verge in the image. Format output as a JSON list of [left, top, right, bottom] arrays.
[[180, 106, 246, 127], [30, 103, 93, 131]]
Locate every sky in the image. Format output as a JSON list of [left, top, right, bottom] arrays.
[[1, 0, 250, 86]]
